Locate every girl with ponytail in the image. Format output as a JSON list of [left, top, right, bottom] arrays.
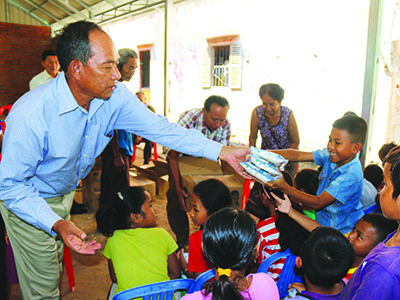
[[182, 208, 279, 300]]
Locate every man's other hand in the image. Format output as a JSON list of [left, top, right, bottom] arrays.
[[52, 220, 101, 254]]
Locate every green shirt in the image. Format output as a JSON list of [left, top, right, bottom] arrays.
[[104, 227, 178, 293]]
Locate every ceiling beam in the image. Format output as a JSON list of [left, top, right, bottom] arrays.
[[73, 0, 95, 18], [6, 0, 49, 25], [55, 0, 88, 19], [95, 0, 164, 24], [47, 0, 80, 20], [24, 0, 64, 23]]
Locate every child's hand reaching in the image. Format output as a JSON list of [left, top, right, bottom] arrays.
[[271, 192, 292, 214], [289, 282, 306, 294], [264, 173, 289, 192]]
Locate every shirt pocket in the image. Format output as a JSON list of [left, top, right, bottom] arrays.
[[96, 129, 114, 157]]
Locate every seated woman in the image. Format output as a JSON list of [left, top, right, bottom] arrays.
[[249, 83, 299, 176]]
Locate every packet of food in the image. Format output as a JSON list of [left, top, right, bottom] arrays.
[[250, 146, 288, 170], [240, 161, 281, 183], [250, 155, 281, 177]]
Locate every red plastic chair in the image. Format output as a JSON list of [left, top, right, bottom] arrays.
[[63, 246, 76, 292], [241, 179, 252, 209], [0, 104, 12, 135], [0, 104, 12, 116], [131, 142, 158, 163]]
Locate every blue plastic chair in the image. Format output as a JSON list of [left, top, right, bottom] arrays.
[[192, 269, 215, 292], [257, 248, 298, 298], [363, 203, 379, 214], [113, 278, 195, 300]]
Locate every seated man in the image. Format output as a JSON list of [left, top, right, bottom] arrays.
[[167, 95, 231, 248]]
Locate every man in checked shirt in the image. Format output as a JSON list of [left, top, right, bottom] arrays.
[[166, 95, 231, 248]]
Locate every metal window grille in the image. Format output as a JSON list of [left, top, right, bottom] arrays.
[[212, 46, 230, 87]]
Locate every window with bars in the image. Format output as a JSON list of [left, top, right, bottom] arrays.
[[201, 38, 242, 90], [212, 46, 230, 87]]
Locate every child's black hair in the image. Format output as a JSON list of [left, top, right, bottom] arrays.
[[363, 164, 383, 189], [192, 179, 232, 215], [203, 208, 257, 300], [332, 115, 367, 145], [245, 171, 292, 220], [95, 187, 146, 237], [301, 227, 355, 288], [294, 168, 319, 195], [379, 142, 397, 161], [361, 213, 398, 245], [259, 83, 285, 103], [276, 203, 310, 256], [384, 145, 400, 200]]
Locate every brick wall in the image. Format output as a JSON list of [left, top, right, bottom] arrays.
[[0, 23, 53, 106]]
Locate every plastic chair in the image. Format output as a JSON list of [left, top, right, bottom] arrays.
[[192, 269, 215, 292], [0, 104, 12, 116], [63, 246, 76, 292], [363, 203, 379, 214], [257, 248, 297, 298], [112, 278, 195, 300], [131, 142, 158, 163], [241, 179, 252, 209]]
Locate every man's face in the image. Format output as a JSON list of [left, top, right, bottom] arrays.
[[202, 103, 229, 132], [78, 30, 121, 100], [119, 57, 138, 82], [42, 55, 60, 78]]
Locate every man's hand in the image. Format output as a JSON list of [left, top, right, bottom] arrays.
[[52, 220, 101, 254], [218, 146, 251, 178], [176, 188, 188, 212], [114, 154, 125, 172]]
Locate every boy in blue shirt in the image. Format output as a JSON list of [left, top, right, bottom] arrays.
[[268, 115, 367, 233]]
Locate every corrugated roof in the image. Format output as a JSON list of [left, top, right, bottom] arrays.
[[2, 0, 172, 35]]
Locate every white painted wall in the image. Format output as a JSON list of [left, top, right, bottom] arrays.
[[103, 0, 396, 164]]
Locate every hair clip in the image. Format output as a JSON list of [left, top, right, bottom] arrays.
[[217, 268, 231, 277], [117, 192, 124, 200]]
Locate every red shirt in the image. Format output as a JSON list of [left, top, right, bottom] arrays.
[[188, 230, 213, 273]]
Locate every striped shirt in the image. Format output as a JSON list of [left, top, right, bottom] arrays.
[[257, 215, 286, 281], [177, 108, 231, 146]]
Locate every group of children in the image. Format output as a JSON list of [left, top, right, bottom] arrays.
[[94, 113, 400, 300]]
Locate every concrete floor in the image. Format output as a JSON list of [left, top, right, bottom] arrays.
[[8, 147, 184, 300]]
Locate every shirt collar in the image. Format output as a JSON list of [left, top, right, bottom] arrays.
[[330, 152, 360, 175], [56, 72, 106, 119]]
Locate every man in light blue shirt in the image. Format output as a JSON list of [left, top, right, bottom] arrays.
[[0, 21, 249, 299]]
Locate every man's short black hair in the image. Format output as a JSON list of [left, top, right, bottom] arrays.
[[332, 115, 367, 144], [41, 50, 56, 61], [56, 21, 102, 72], [301, 227, 355, 288], [203, 95, 229, 111]]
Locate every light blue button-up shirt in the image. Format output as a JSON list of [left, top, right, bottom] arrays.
[[313, 148, 364, 233], [0, 73, 222, 235]]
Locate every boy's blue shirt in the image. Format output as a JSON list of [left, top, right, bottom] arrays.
[[313, 148, 364, 234]]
